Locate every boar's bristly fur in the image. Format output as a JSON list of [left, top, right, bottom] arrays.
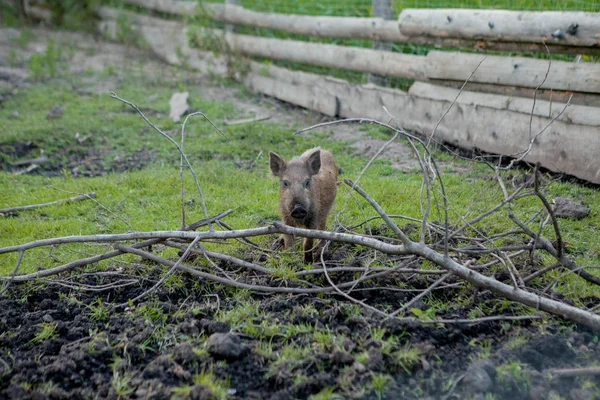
[[269, 147, 338, 263]]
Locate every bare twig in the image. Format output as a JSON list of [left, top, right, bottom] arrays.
[[114, 235, 203, 308], [389, 272, 452, 318], [344, 179, 410, 245], [110, 93, 215, 229], [548, 367, 600, 377], [426, 56, 488, 148], [0, 193, 96, 215], [223, 115, 270, 125]]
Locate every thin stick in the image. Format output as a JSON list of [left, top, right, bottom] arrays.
[[319, 242, 390, 318], [110, 92, 213, 229], [163, 240, 271, 274], [408, 315, 542, 325], [0, 250, 24, 294], [389, 273, 452, 318], [0, 193, 96, 215], [344, 179, 410, 245], [426, 56, 488, 148], [114, 235, 203, 308], [549, 367, 600, 377]]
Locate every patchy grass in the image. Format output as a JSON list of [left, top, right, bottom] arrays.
[[1, 24, 600, 400]]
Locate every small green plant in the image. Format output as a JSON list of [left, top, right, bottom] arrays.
[[311, 328, 338, 352], [171, 385, 192, 398], [410, 307, 436, 321], [244, 320, 282, 339], [111, 370, 135, 400], [28, 39, 61, 79], [369, 327, 387, 342], [266, 344, 310, 381], [268, 255, 301, 282], [253, 340, 274, 359], [468, 338, 492, 360], [193, 369, 230, 400], [13, 29, 35, 48], [370, 373, 392, 400], [505, 332, 528, 350], [393, 344, 423, 374], [215, 299, 261, 330], [497, 361, 530, 389], [8, 49, 17, 67], [30, 322, 58, 344], [87, 298, 110, 322], [309, 386, 344, 400], [355, 350, 370, 365], [284, 322, 313, 339]]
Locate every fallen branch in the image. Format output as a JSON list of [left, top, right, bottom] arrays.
[[0, 192, 96, 215], [548, 367, 600, 377]]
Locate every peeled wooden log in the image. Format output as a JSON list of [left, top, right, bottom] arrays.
[[252, 63, 600, 184], [227, 33, 427, 81], [98, 6, 427, 81], [433, 81, 600, 108], [399, 9, 600, 48], [122, 0, 196, 15], [121, 0, 599, 55], [409, 82, 600, 126], [244, 73, 339, 117], [426, 51, 600, 94]]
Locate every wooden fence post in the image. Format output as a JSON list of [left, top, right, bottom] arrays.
[[369, 0, 394, 86], [225, 0, 236, 32]]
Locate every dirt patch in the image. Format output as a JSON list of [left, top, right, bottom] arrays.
[[0, 139, 156, 177], [0, 260, 598, 400]]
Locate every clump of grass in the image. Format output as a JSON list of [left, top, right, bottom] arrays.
[[370, 373, 392, 400], [193, 369, 230, 400], [30, 322, 58, 344], [86, 298, 110, 322], [393, 344, 422, 373], [497, 361, 530, 389]]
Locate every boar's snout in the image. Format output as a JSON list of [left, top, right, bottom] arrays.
[[291, 204, 308, 219]]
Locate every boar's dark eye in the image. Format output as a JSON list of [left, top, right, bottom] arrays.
[[282, 180, 289, 188], [304, 179, 311, 188]]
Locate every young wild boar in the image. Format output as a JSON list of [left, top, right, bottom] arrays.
[[269, 147, 338, 263]]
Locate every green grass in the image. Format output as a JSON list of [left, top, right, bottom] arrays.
[[1, 36, 600, 307]]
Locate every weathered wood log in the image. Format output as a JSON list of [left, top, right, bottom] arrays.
[[426, 51, 600, 94], [251, 63, 600, 184], [122, 0, 197, 15], [95, 7, 600, 183], [402, 88, 600, 184], [205, 3, 401, 42], [121, 0, 600, 55], [409, 82, 600, 126], [433, 81, 600, 108], [227, 33, 427, 81], [98, 6, 427, 81], [399, 9, 600, 47], [244, 73, 339, 117]]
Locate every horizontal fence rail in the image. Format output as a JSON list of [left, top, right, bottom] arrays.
[[121, 0, 600, 55]]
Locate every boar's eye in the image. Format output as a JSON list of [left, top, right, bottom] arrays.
[[282, 180, 290, 188], [304, 179, 311, 188]]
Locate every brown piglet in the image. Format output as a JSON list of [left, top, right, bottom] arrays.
[[269, 147, 338, 263]]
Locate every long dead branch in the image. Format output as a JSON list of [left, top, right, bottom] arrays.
[[0, 192, 96, 215]]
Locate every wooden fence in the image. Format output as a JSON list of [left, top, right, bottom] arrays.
[[25, 0, 600, 184]]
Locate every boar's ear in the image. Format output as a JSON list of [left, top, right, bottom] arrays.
[[306, 149, 321, 176], [269, 152, 286, 177]]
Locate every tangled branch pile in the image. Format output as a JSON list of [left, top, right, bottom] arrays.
[[1, 92, 599, 333]]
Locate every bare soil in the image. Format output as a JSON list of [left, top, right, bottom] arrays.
[[1, 26, 600, 400], [1, 260, 599, 400]]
